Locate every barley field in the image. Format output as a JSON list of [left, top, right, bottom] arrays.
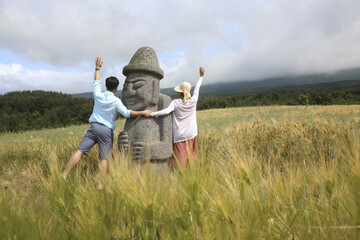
[[0, 105, 359, 239]]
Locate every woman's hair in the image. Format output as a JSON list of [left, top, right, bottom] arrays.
[[183, 92, 190, 103], [179, 92, 190, 103]]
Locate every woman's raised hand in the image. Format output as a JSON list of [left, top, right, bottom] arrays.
[[199, 67, 205, 77]]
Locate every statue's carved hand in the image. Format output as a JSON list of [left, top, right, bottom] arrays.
[[132, 142, 148, 161], [118, 131, 129, 152]]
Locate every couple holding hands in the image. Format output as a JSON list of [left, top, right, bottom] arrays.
[[62, 55, 205, 180]]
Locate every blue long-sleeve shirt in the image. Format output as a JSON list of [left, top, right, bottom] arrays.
[[88, 80, 131, 130]]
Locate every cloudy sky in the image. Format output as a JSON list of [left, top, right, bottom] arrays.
[[1, 0, 360, 94]]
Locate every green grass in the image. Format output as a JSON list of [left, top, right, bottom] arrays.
[[197, 105, 360, 129], [0, 105, 359, 239], [0, 118, 127, 144]]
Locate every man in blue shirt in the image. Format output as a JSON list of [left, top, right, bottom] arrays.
[[62, 57, 151, 180]]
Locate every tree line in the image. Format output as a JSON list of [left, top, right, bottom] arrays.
[[1, 84, 359, 133], [197, 85, 360, 110], [0, 91, 93, 133]]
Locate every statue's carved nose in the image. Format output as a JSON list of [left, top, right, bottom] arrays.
[[128, 83, 136, 96]]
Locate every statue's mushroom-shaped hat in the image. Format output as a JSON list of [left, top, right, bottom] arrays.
[[123, 46, 164, 80]]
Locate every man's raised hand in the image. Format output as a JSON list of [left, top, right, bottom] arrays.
[[94, 57, 103, 80], [96, 57, 103, 69]]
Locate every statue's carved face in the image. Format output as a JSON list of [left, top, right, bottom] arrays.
[[122, 72, 159, 110]]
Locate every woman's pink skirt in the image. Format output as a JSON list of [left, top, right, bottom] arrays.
[[169, 136, 198, 167]]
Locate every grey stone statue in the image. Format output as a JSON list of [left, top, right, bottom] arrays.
[[118, 47, 172, 161]]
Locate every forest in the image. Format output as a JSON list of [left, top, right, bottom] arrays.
[[197, 84, 360, 110], [0, 82, 359, 133], [0, 91, 93, 133]]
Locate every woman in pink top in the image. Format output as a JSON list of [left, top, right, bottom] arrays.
[[150, 67, 205, 166]]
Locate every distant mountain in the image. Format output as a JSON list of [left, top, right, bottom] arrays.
[[161, 67, 360, 98], [72, 67, 360, 99], [72, 92, 94, 98]]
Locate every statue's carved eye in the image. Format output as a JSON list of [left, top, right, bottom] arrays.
[[133, 80, 145, 89]]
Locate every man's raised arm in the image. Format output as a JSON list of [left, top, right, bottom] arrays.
[[93, 57, 104, 98], [94, 57, 103, 80]]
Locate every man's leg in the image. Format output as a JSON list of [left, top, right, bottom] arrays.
[[99, 160, 108, 173], [63, 125, 97, 179], [62, 150, 83, 179], [95, 124, 113, 189], [97, 160, 108, 190]]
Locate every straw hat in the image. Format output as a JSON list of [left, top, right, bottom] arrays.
[[174, 82, 191, 103]]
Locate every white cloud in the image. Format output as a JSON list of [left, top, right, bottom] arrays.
[[0, 63, 93, 93], [0, 0, 360, 93]]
